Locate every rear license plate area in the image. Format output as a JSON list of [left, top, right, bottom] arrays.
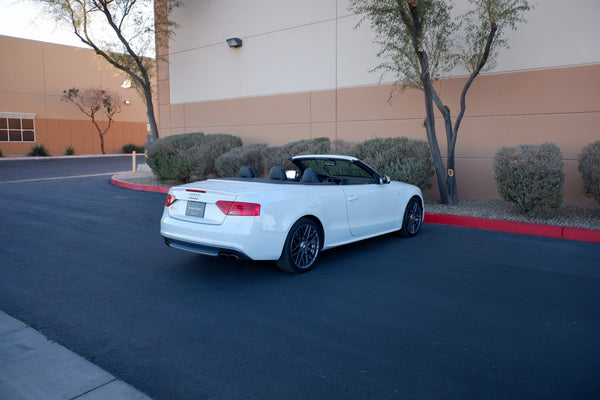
[[185, 201, 206, 218]]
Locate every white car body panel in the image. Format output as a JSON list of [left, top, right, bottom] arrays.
[[160, 155, 423, 262]]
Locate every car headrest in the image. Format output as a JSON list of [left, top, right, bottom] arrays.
[[239, 166, 255, 178], [300, 168, 319, 184], [268, 166, 286, 180]]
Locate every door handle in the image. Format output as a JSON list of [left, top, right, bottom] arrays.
[[348, 195, 358, 202]]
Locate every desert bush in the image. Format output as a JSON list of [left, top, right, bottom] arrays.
[[578, 140, 600, 205], [331, 139, 356, 155], [122, 143, 144, 153], [65, 145, 75, 155], [28, 144, 49, 157], [494, 143, 564, 217], [215, 143, 268, 178], [351, 137, 434, 191], [146, 132, 205, 182], [262, 137, 331, 173], [188, 133, 243, 178], [146, 132, 242, 182]]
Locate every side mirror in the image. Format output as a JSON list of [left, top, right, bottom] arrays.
[[380, 175, 391, 184]]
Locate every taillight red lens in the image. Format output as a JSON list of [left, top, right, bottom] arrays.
[[216, 201, 260, 216], [165, 194, 177, 207]]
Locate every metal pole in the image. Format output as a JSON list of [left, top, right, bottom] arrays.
[[132, 151, 137, 172]]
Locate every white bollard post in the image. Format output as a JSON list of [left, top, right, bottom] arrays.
[[132, 151, 137, 172]]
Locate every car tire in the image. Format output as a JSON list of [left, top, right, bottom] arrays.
[[276, 218, 322, 273], [399, 196, 423, 237]]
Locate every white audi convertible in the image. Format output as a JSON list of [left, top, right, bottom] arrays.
[[160, 155, 423, 273]]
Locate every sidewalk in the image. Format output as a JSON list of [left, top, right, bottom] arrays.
[[0, 311, 151, 400]]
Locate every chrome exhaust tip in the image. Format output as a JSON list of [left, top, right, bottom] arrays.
[[219, 252, 239, 261]]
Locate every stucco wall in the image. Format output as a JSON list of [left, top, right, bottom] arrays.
[[0, 35, 149, 155], [156, 0, 600, 206]]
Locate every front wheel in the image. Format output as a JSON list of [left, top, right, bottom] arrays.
[[399, 197, 423, 237], [276, 218, 322, 273]]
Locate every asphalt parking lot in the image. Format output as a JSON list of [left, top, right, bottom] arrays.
[[1, 157, 599, 400]]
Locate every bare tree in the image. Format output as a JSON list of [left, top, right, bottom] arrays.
[[62, 88, 122, 154], [350, 0, 531, 205], [37, 0, 181, 141]]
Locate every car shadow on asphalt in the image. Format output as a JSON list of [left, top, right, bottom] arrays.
[[163, 252, 289, 282], [163, 230, 422, 282]]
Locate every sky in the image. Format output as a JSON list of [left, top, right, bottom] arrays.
[[0, 0, 94, 48]]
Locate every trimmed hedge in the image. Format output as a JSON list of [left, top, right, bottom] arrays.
[[578, 140, 600, 205], [262, 137, 331, 172], [331, 139, 356, 155], [351, 137, 434, 191], [146, 132, 243, 182], [494, 143, 564, 217], [215, 143, 268, 178]]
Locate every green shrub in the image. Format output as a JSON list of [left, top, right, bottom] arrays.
[[494, 143, 564, 217], [186, 133, 243, 178], [331, 139, 356, 155], [215, 143, 268, 178], [0, 148, 3, 157], [28, 144, 49, 157], [578, 140, 600, 205], [146, 132, 205, 182], [262, 137, 331, 172], [146, 132, 243, 182], [351, 137, 434, 191], [122, 143, 144, 154], [65, 145, 75, 155]]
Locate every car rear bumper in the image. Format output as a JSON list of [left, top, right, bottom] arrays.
[[162, 237, 251, 260], [160, 210, 287, 260]]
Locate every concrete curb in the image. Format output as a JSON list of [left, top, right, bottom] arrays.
[[111, 173, 600, 244], [111, 174, 169, 194]]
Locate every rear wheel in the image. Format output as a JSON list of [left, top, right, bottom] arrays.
[[276, 218, 322, 273], [399, 197, 423, 237]]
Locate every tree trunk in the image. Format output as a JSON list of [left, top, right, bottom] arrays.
[[407, 0, 449, 204], [432, 89, 458, 205], [99, 133, 105, 155], [144, 85, 159, 141], [423, 92, 449, 205]]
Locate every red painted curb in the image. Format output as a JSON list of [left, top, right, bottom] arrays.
[[424, 212, 600, 243], [563, 227, 600, 243], [110, 175, 600, 244], [110, 175, 169, 194]]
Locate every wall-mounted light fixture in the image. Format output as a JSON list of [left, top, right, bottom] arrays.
[[124, 100, 131, 105], [226, 37, 242, 48]]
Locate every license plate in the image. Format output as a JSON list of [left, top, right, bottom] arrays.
[[185, 201, 206, 218]]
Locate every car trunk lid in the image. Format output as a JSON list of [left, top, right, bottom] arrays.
[[165, 179, 265, 225]]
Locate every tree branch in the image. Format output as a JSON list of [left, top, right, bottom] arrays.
[[454, 20, 498, 138]]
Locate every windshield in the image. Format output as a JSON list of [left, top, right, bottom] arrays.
[[296, 158, 375, 180]]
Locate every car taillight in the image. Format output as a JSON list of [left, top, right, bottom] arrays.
[[216, 201, 260, 216], [165, 194, 177, 207]]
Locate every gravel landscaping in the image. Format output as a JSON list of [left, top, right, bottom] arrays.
[[118, 172, 600, 231]]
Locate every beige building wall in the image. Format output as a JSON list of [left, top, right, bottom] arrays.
[[0, 35, 149, 155], [156, 0, 600, 207]]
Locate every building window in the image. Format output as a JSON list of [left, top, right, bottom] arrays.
[[0, 113, 36, 142]]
